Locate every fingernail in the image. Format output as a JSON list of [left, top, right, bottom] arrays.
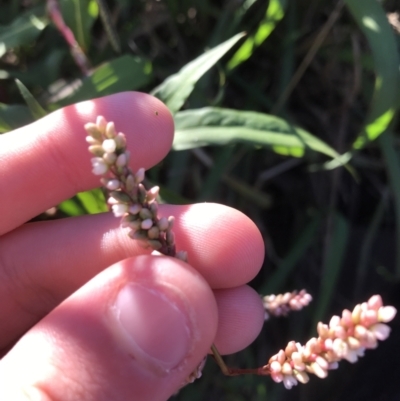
[[112, 283, 192, 375]]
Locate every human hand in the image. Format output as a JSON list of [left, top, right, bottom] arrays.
[[0, 92, 265, 401]]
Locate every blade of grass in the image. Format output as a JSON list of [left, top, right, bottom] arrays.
[[76, 188, 108, 214], [58, 198, 86, 216], [151, 33, 245, 114], [53, 55, 152, 106], [313, 212, 349, 327], [345, 0, 400, 149], [15, 79, 47, 119], [59, 0, 99, 51], [227, 0, 287, 70]]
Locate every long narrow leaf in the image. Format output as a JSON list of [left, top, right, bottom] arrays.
[[151, 33, 245, 114], [59, 0, 98, 51], [174, 107, 341, 159], [227, 0, 287, 70], [76, 189, 108, 214], [0, 6, 48, 57], [345, 0, 400, 149], [15, 79, 47, 119], [54, 55, 152, 106]]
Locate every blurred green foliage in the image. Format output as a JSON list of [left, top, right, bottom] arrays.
[[1, 0, 400, 400]]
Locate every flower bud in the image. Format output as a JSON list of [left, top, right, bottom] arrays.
[[96, 115, 107, 133], [141, 218, 153, 230], [105, 121, 116, 138], [147, 226, 160, 239]]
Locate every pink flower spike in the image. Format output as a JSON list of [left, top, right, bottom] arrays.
[[128, 204, 141, 214], [360, 309, 378, 327], [310, 362, 328, 378], [270, 361, 282, 373], [102, 138, 117, 153], [328, 362, 339, 370], [370, 323, 391, 341], [141, 218, 153, 230], [106, 179, 120, 190], [341, 309, 353, 327], [368, 295, 383, 310], [378, 306, 397, 323], [91, 157, 108, 175], [96, 115, 107, 132], [135, 168, 145, 183], [293, 370, 309, 384], [106, 121, 116, 138], [329, 315, 340, 329], [352, 304, 362, 324], [277, 349, 286, 364], [315, 356, 329, 370], [283, 375, 298, 389], [147, 186, 160, 202], [343, 349, 359, 363], [107, 196, 118, 205], [116, 153, 127, 167], [112, 204, 128, 217], [271, 372, 284, 383]]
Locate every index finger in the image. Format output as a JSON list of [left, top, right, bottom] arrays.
[[0, 92, 174, 235]]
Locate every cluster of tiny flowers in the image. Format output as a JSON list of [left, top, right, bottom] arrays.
[[85, 116, 187, 259], [261, 295, 396, 389], [263, 290, 312, 320]]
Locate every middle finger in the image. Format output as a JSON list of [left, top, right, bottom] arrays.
[[0, 203, 264, 349]]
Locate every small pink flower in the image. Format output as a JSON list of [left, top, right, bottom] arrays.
[[370, 323, 391, 341]]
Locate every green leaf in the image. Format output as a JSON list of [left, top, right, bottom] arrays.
[[15, 79, 47, 119], [59, 0, 99, 51], [0, 6, 48, 57], [58, 198, 86, 216], [173, 107, 341, 159], [227, 0, 287, 70], [0, 103, 33, 133], [345, 0, 400, 149], [151, 33, 245, 114], [76, 189, 108, 214], [54, 55, 152, 106]]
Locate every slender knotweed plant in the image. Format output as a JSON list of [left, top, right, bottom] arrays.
[[85, 116, 397, 390]]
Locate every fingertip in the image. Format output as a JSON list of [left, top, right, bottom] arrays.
[[163, 203, 265, 288], [213, 285, 265, 355]]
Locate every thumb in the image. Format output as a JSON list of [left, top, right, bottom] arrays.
[[0, 255, 218, 401]]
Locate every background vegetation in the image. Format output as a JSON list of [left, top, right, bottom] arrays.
[[1, 0, 400, 399]]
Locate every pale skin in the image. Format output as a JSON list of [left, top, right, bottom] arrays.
[[0, 92, 265, 401]]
